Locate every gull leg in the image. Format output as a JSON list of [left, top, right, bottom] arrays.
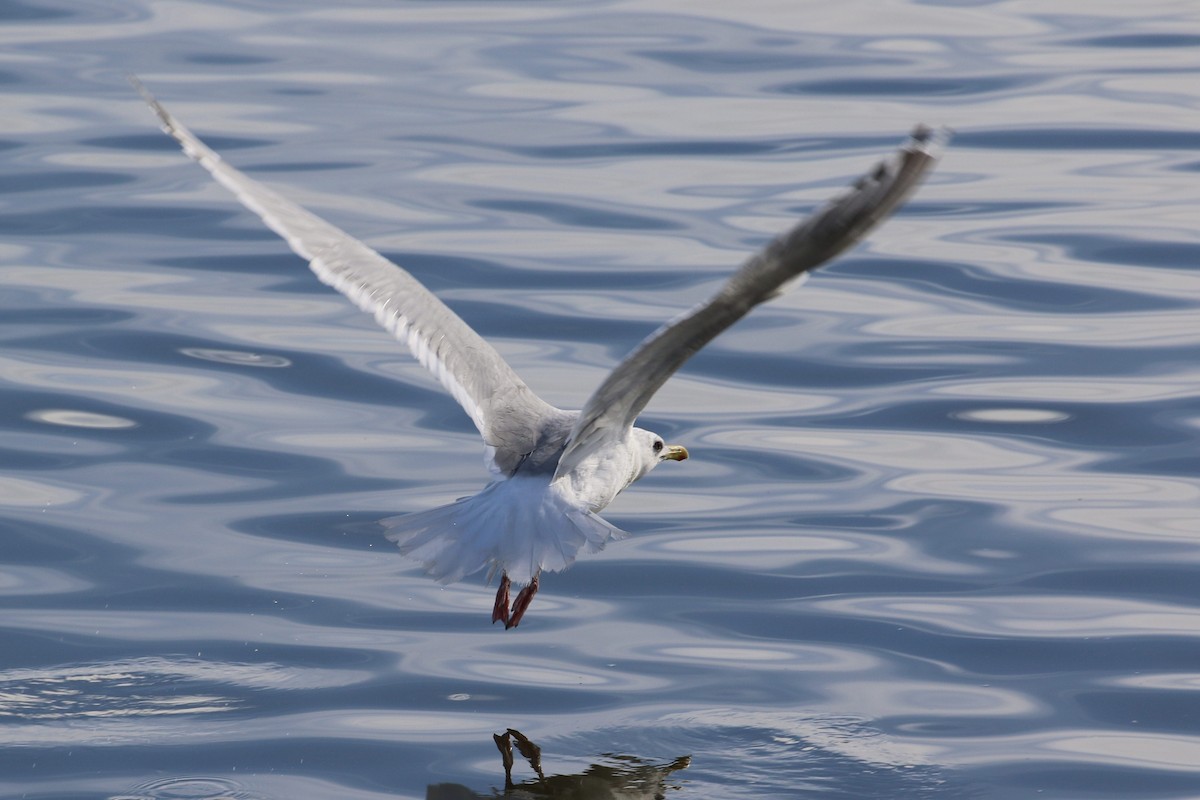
[[492, 573, 511, 626], [506, 573, 539, 629]]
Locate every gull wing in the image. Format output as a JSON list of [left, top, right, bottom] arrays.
[[555, 126, 944, 480], [132, 77, 558, 473]]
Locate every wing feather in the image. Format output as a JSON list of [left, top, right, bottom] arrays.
[[555, 126, 945, 480], [132, 77, 556, 472]]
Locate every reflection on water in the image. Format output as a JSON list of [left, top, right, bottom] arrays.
[[426, 713, 967, 800], [3, 0, 1200, 798], [427, 728, 690, 799]]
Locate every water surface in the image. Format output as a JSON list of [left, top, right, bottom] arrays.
[[2, 2, 1199, 798]]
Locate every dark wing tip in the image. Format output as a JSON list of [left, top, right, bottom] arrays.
[[855, 124, 947, 193], [902, 124, 951, 175], [908, 123, 951, 151]]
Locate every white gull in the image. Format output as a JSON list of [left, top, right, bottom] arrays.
[[132, 77, 942, 628]]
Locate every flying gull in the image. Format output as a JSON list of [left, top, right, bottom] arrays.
[[132, 77, 942, 628]]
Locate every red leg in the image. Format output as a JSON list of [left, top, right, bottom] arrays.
[[506, 574, 539, 629], [492, 573, 511, 626]]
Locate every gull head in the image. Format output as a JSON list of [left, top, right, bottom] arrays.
[[631, 427, 688, 482]]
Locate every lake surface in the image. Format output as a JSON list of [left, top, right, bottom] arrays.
[[3, 2, 1200, 798]]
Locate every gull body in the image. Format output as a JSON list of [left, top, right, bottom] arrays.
[[132, 77, 942, 628], [390, 424, 679, 587]]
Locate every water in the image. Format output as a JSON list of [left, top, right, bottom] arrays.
[[3, 2, 1199, 798]]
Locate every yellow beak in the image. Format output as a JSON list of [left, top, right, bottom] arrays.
[[662, 444, 689, 462]]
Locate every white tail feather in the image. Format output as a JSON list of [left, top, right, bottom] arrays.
[[383, 478, 626, 585]]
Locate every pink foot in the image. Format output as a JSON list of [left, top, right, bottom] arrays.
[[506, 574, 539, 630], [492, 573, 511, 626]]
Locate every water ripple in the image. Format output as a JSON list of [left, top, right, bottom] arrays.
[[2, 2, 1199, 798]]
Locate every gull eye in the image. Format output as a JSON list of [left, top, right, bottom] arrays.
[[653, 440, 664, 453]]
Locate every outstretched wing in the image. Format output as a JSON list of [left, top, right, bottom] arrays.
[[132, 77, 557, 473], [555, 126, 944, 480]]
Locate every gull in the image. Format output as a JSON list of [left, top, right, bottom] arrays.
[[132, 77, 942, 629]]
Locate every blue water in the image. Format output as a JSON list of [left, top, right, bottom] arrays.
[[3, 2, 1199, 798]]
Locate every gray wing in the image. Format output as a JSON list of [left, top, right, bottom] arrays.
[[132, 77, 558, 474], [555, 126, 944, 480]]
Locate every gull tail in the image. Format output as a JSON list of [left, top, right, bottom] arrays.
[[382, 481, 627, 586]]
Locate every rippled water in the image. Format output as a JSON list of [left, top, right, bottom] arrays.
[[4, 2, 1200, 798]]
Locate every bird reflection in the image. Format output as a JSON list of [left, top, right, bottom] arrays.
[[427, 728, 690, 799]]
